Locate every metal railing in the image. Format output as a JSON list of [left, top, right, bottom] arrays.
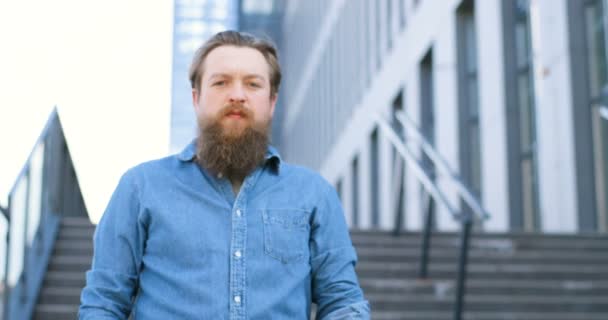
[[1, 108, 87, 320], [373, 111, 490, 320]]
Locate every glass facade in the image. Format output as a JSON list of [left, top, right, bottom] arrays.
[[585, 0, 608, 231], [505, 0, 541, 231], [457, 1, 482, 206]]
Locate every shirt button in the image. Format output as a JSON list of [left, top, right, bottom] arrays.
[[236, 209, 242, 217], [234, 295, 241, 304], [234, 250, 242, 258]]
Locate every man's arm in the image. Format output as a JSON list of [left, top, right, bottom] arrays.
[[79, 169, 147, 319], [310, 182, 370, 320]]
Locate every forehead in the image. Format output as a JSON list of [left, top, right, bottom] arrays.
[[203, 45, 269, 79]]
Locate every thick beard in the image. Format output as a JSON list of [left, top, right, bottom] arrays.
[[196, 106, 270, 180]]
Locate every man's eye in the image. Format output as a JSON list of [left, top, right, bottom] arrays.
[[213, 81, 226, 86], [249, 82, 261, 88]]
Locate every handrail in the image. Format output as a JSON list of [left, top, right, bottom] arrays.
[[373, 113, 460, 219], [374, 111, 490, 320], [395, 110, 489, 220]]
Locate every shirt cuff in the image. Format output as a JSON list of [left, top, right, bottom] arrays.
[[321, 300, 370, 320]]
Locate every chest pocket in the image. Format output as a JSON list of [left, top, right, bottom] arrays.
[[262, 208, 311, 264]]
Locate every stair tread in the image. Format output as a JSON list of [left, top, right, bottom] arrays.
[[366, 293, 608, 303], [371, 310, 608, 320], [360, 278, 608, 289]]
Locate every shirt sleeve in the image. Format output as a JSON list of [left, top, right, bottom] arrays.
[[79, 169, 147, 320], [310, 182, 371, 320]]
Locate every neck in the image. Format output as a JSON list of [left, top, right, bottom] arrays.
[[229, 174, 245, 196]]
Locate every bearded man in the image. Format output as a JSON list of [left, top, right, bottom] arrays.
[[79, 30, 370, 320]]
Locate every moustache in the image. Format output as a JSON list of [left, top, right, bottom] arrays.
[[220, 104, 253, 119]]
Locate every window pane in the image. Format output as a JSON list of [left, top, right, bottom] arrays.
[[464, 16, 477, 73], [511, 0, 539, 230], [457, 4, 481, 200], [515, 23, 529, 69], [598, 113, 608, 229], [467, 75, 479, 119], [469, 122, 482, 195], [586, 1, 608, 96], [27, 143, 44, 245], [521, 158, 537, 230], [518, 73, 534, 152], [9, 175, 27, 286]]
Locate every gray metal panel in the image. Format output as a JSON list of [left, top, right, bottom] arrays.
[[502, 0, 525, 230], [567, 0, 599, 231]]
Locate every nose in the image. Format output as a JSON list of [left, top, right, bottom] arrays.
[[228, 83, 246, 104]]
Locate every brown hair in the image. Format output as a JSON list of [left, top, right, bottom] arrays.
[[189, 30, 281, 97]]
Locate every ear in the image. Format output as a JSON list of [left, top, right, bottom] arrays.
[[269, 93, 278, 118], [192, 89, 201, 113]]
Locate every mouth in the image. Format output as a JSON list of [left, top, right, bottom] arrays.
[[225, 109, 246, 119]]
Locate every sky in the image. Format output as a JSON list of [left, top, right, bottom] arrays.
[[0, 0, 174, 224]]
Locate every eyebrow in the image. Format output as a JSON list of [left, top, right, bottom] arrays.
[[208, 73, 266, 81]]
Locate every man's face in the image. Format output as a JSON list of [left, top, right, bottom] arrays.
[[192, 45, 277, 136]]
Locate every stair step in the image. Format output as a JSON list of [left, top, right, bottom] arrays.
[[60, 217, 94, 228], [43, 271, 87, 287], [38, 287, 82, 305], [352, 236, 608, 251], [367, 293, 608, 312], [360, 278, 608, 296], [47, 255, 92, 272], [351, 230, 608, 241], [356, 247, 608, 264], [371, 310, 608, 320], [356, 261, 608, 280], [52, 243, 94, 256], [56, 229, 95, 240], [33, 303, 79, 320]]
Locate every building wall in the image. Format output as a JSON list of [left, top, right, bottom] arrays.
[[279, 0, 607, 233], [532, 0, 578, 232]]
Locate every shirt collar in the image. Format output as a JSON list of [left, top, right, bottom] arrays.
[[177, 139, 282, 169]]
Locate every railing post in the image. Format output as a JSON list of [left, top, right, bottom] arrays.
[[418, 193, 435, 279], [1, 200, 11, 320], [393, 208, 403, 236], [453, 217, 473, 320]]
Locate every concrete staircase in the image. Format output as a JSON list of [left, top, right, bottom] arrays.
[[352, 230, 608, 320], [27, 219, 608, 320], [33, 217, 94, 320]]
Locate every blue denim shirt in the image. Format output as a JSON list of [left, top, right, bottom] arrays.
[[79, 141, 370, 319]]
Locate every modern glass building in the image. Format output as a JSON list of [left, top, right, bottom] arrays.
[[238, 0, 286, 148], [278, 0, 608, 234], [170, 0, 239, 154]]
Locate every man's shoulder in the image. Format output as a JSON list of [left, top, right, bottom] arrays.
[[121, 153, 184, 181], [279, 162, 333, 190]]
